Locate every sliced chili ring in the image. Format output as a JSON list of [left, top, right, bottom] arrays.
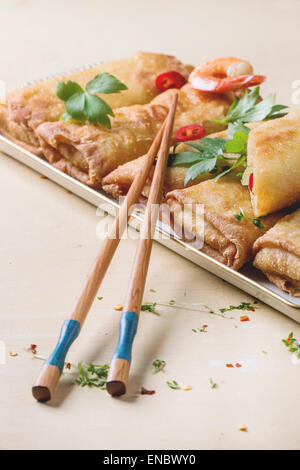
[[175, 124, 206, 142], [155, 71, 187, 92], [249, 172, 254, 193]]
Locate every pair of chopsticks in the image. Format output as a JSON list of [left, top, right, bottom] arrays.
[[32, 93, 178, 402]]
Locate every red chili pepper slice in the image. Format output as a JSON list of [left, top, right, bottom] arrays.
[[155, 71, 187, 92], [249, 172, 254, 193], [176, 124, 206, 142]]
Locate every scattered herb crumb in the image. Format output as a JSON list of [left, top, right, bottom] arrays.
[[152, 359, 166, 374], [76, 362, 109, 389], [192, 324, 208, 333], [150, 289, 156, 293], [282, 332, 300, 357], [97, 296, 103, 301], [141, 387, 155, 395], [262, 350, 267, 354], [210, 378, 217, 389], [167, 380, 180, 390], [141, 302, 157, 313], [220, 301, 257, 314], [234, 208, 264, 228]]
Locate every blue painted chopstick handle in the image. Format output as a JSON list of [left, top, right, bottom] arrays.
[[45, 319, 81, 372], [112, 311, 139, 363]]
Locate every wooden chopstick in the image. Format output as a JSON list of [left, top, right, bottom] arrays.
[[32, 114, 170, 403], [106, 93, 178, 397]]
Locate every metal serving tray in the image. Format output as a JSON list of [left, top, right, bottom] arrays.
[[1, 135, 300, 322]]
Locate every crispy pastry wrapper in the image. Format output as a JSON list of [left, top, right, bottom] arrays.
[[0, 52, 192, 154], [166, 176, 283, 270], [253, 209, 300, 296], [36, 83, 232, 187], [247, 107, 300, 216]]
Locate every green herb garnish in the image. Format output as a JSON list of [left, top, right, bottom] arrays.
[[219, 301, 257, 314], [56, 73, 127, 127], [168, 137, 228, 185], [234, 208, 264, 228], [75, 362, 109, 389], [168, 129, 251, 185], [214, 87, 288, 126], [209, 378, 217, 389], [152, 359, 166, 374], [192, 325, 208, 333], [167, 380, 180, 390], [282, 332, 300, 358], [141, 302, 157, 312]]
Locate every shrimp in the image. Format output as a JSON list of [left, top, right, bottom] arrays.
[[189, 57, 266, 92]]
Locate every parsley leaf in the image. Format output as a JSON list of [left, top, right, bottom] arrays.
[[56, 80, 84, 101], [86, 72, 128, 94], [224, 130, 248, 154], [227, 121, 251, 139], [214, 154, 246, 182], [184, 158, 218, 186], [57, 72, 127, 127], [168, 137, 228, 185], [214, 86, 288, 125]]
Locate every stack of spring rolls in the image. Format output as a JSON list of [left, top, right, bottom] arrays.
[[2, 52, 299, 295], [102, 105, 300, 295]]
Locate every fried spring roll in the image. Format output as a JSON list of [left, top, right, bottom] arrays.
[[102, 133, 228, 199], [253, 209, 300, 296], [102, 123, 261, 199], [0, 52, 192, 155], [166, 176, 283, 270], [247, 108, 300, 216], [36, 103, 168, 187], [36, 83, 233, 187]]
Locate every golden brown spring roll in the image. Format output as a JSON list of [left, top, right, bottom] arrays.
[[102, 132, 228, 199], [166, 176, 283, 270], [36, 83, 233, 187], [102, 122, 262, 199], [247, 107, 300, 217], [253, 209, 300, 296], [0, 52, 192, 155], [36, 103, 168, 187]]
